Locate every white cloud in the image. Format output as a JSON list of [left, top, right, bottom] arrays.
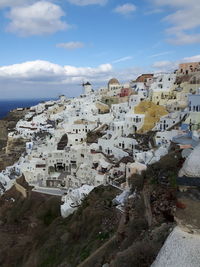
[[57, 42, 84, 50], [149, 51, 173, 58], [152, 53, 200, 72], [66, 0, 107, 6], [144, 8, 163, 15], [152, 60, 178, 71], [152, 60, 172, 68], [0, 60, 113, 84], [0, 62, 142, 98], [64, 63, 112, 79], [153, 0, 197, 7], [112, 56, 133, 64], [153, 0, 200, 44], [0, 60, 144, 93], [0, 0, 34, 8], [2, 54, 200, 98], [112, 66, 142, 81], [6, 1, 68, 36], [152, 54, 200, 73], [167, 32, 200, 45], [183, 55, 200, 62], [113, 3, 136, 16]]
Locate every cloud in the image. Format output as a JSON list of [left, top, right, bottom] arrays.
[[66, 0, 107, 6], [0, 60, 144, 96], [111, 66, 142, 81], [0, 60, 113, 84], [153, 0, 196, 7], [6, 1, 69, 36], [153, 0, 200, 44], [167, 32, 200, 45], [152, 53, 200, 72], [64, 63, 112, 80], [0, 63, 143, 99], [2, 54, 200, 99], [57, 42, 84, 50], [112, 56, 133, 64], [113, 3, 136, 16], [152, 54, 200, 72], [0, 60, 113, 98], [152, 60, 173, 68], [149, 51, 173, 58], [144, 8, 163, 15], [152, 60, 178, 71], [0, 0, 34, 8], [183, 55, 200, 62]]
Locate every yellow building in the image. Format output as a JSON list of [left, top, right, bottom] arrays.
[[134, 101, 168, 133]]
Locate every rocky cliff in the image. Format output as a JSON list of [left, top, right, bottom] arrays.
[[0, 146, 181, 267], [0, 109, 27, 171]]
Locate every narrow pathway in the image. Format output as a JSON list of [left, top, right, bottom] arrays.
[[77, 235, 117, 267]]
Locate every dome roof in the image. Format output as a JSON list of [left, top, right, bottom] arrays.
[[179, 144, 200, 177], [108, 78, 120, 85]]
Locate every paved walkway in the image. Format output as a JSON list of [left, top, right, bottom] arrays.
[[33, 186, 68, 196], [152, 227, 200, 267]]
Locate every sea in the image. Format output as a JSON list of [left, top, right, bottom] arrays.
[[0, 99, 54, 119]]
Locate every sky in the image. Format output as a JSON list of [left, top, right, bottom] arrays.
[[0, 0, 200, 99]]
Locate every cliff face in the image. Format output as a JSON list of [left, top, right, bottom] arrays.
[[0, 183, 174, 267], [0, 108, 28, 141], [0, 185, 120, 267], [0, 146, 180, 267], [0, 109, 27, 171], [0, 120, 8, 150]]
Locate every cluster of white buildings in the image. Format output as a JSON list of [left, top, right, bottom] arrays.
[[0, 61, 200, 217]]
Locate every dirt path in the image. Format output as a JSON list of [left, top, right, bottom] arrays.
[[78, 235, 117, 267], [142, 187, 153, 227]]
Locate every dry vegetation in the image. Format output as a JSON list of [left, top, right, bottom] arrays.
[[0, 185, 120, 267], [0, 143, 183, 267]]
